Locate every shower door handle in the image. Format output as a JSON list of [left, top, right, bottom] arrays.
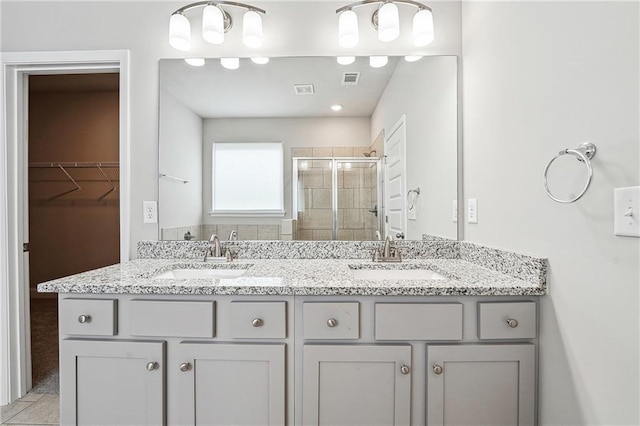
[[368, 205, 378, 217]]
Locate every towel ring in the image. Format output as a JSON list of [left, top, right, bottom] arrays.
[[543, 142, 596, 203]]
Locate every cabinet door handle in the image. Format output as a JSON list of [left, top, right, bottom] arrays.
[[179, 362, 192, 372], [327, 318, 338, 328], [400, 365, 410, 375], [506, 318, 519, 328], [146, 362, 158, 371], [77, 315, 91, 324], [433, 364, 443, 375], [252, 318, 264, 327]]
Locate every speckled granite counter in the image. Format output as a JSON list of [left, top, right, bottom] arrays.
[[37, 257, 546, 297]]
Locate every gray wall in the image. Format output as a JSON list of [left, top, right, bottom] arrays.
[[159, 88, 203, 229], [461, 1, 639, 424], [371, 56, 458, 240], [202, 117, 371, 224]]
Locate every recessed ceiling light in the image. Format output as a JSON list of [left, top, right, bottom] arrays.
[[251, 57, 270, 65], [221, 57, 240, 70], [369, 55, 388, 68], [404, 55, 423, 62], [337, 56, 356, 65], [331, 104, 343, 111], [184, 58, 205, 66]]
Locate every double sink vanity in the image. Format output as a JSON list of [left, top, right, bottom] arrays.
[[38, 239, 546, 425]]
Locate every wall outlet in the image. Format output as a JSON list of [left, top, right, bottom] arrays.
[[143, 201, 158, 224], [467, 198, 478, 224], [452, 200, 458, 223], [614, 187, 640, 237]]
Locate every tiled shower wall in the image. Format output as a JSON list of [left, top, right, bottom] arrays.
[[293, 147, 380, 241]]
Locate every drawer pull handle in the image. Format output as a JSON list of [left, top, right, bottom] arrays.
[[77, 315, 91, 324], [506, 319, 519, 328], [146, 362, 158, 371], [327, 318, 338, 328], [433, 364, 443, 375], [179, 362, 192, 372], [252, 318, 264, 327], [400, 365, 410, 375]]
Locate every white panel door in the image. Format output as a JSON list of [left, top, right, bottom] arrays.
[[384, 116, 407, 239]]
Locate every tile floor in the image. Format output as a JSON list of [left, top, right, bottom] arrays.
[[0, 393, 59, 425]]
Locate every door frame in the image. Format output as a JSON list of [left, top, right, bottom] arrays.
[[0, 50, 131, 405]]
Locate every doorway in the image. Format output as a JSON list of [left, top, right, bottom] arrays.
[[0, 50, 130, 406], [27, 73, 121, 394]]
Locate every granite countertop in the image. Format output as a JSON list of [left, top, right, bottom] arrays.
[[37, 257, 546, 296]]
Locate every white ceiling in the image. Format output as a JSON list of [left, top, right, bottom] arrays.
[[160, 56, 400, 118]]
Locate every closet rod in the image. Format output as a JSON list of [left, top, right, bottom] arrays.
[[29, 161, 119, 168]]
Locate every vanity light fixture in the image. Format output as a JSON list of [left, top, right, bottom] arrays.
[[337, 56, 356, 65], [404, 55, 423, 62], [221, 57, 240, 70], [336, 0, 434, 47], [169, 1, 266, 51], [250, 57, 270, 65], [184, 58, 206, 66], [369, 55, 388, 68]]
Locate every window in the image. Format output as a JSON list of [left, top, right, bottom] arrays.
[[211, 142, 284, 216]]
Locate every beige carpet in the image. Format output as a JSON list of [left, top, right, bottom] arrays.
[[29, 298, 59, 394]]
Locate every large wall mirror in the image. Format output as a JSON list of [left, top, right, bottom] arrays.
[[158, 55, 458, 242]]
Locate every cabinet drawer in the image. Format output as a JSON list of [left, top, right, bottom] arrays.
[[129, 300, 215, 338], [229, 301, 287, 339], [303, 302, 359, 340], [60, 298, 117, 336], [478, 302, 537, 339], [375, 303, 463, 341]]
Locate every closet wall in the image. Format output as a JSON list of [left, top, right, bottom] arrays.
[[28, 73, 120, 292]]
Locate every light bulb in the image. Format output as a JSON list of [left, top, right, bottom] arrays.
[[369, 56, 388, 68], [185, 58, 205, 66], [243, 10, 263, 48], [337, 56, 356, 65], [221, 57, 240, 70], [202, 5, 224, 44], [413, 8, 434, 47], [338, 10, 359, 48], [251, 57, 270, 65], [404, 55, 423, 62], [378, 2, 399, 42], [169, 13, 191, 51]]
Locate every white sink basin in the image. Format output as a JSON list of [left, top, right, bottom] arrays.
[[153, 268, 247, 279], [350, 268, 446, 280]]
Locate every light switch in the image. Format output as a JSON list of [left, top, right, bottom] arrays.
[[452, 200, 458, 223], [467, 198, 478, 224], [614, 187, 640, 237]]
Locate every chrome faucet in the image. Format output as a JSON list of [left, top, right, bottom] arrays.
[[228, 230, 238, 241], [372, 235, 402, 262], [204, 234, 225, 261], [375, 231, 382, 241]]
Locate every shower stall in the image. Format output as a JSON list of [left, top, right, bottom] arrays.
[[292, 157, 382, 241]]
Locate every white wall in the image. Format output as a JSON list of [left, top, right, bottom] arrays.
[[159, 88, 203, 228], [461, 2, 639, 424], [203, 117, 371, 224], [371, 56, 458, 240], [0, 0, 462, 255]]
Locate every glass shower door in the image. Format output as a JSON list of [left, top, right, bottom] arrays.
[[335, 159, 381, 241]]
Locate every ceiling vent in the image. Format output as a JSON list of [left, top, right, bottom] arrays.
[[294, 84, 315, 95], [342, 72, 360, 86]]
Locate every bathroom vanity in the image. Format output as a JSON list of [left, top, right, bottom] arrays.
[[39, 241, 546, 426]]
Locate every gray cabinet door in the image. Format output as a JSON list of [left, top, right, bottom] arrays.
[[303, 345, 412, 426], [427, 344, 536, 426], [60, 339, 165, 425], [171, 342, 285, 426]]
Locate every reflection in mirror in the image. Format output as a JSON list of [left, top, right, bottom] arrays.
[[159, 56, 457, 242]]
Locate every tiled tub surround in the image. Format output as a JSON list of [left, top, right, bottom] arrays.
[[38, 240, 547, 296]]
